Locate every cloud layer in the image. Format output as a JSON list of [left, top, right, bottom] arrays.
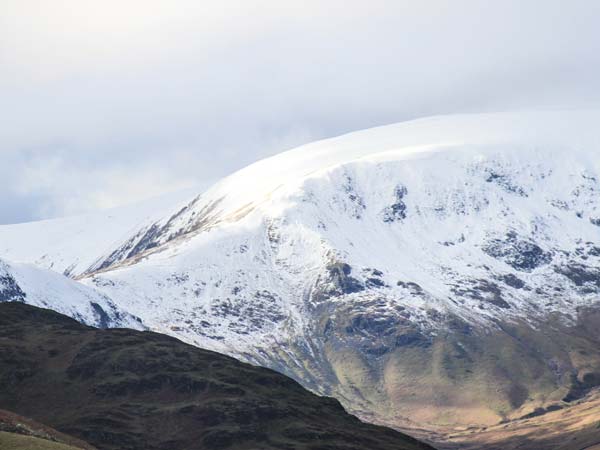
[[2, 0, 600, 223]]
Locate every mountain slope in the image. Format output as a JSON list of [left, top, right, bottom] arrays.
[[0, 189, 195, 277], [0, 302, 433, 450], [0, 433, 85, 450], [0, 258, 141, 329], [0, 409, 96, 450], [77, 109, 600, 270], [440, 387, 600, 450], [2, 110, 600, 444], [80, 111, 600, 429]]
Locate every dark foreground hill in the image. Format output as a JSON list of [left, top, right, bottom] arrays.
[[0, 302, 434, 450]]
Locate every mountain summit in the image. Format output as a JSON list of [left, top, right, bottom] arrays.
[[2, 111, 600, 445]]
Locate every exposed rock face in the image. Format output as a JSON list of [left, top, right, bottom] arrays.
[[382, 185, 408, 222], [0, 268, 26, 302], [482, 231, 553, 272], [312, 262, 365, 302], [554, 263, 600, 289]]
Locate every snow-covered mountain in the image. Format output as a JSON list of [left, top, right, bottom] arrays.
[[2, 110, 600, 433], [0, 188, 196, 276], [0, 257, 142, 329]]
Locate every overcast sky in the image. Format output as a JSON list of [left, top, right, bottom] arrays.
[[2, 0, 600, 224]]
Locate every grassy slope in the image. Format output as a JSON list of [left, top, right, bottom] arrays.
[[0, 409, 96, 450], [441, 388, 600, 450], [0, 302, 433, 450], [0, 431, 83, 450], [315, 308, 600, 428], [258, 304, 600, 449]]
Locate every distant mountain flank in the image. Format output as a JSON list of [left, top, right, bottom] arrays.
[[0, 302, 433, 450], [0, 258, 141, 329]]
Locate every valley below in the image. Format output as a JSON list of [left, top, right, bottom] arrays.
[[442, 387, 600, 450]]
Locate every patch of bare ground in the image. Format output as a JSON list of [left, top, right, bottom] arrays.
[[0, 409, 96, 449], [406, 388, 600, 450]]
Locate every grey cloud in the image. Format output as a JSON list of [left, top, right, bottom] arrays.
[[1, 0, 600, 223]]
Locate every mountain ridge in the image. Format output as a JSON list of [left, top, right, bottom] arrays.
[[1, 110, 600, 446]]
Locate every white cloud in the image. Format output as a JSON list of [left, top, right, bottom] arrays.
[[1, 0, 600, 223]]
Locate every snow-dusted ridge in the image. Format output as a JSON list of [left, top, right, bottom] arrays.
[[78, 110, 600, 271], [2, 110, 600, 341], [0, 188, 197, 276], [0, 257, 142, 329]]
